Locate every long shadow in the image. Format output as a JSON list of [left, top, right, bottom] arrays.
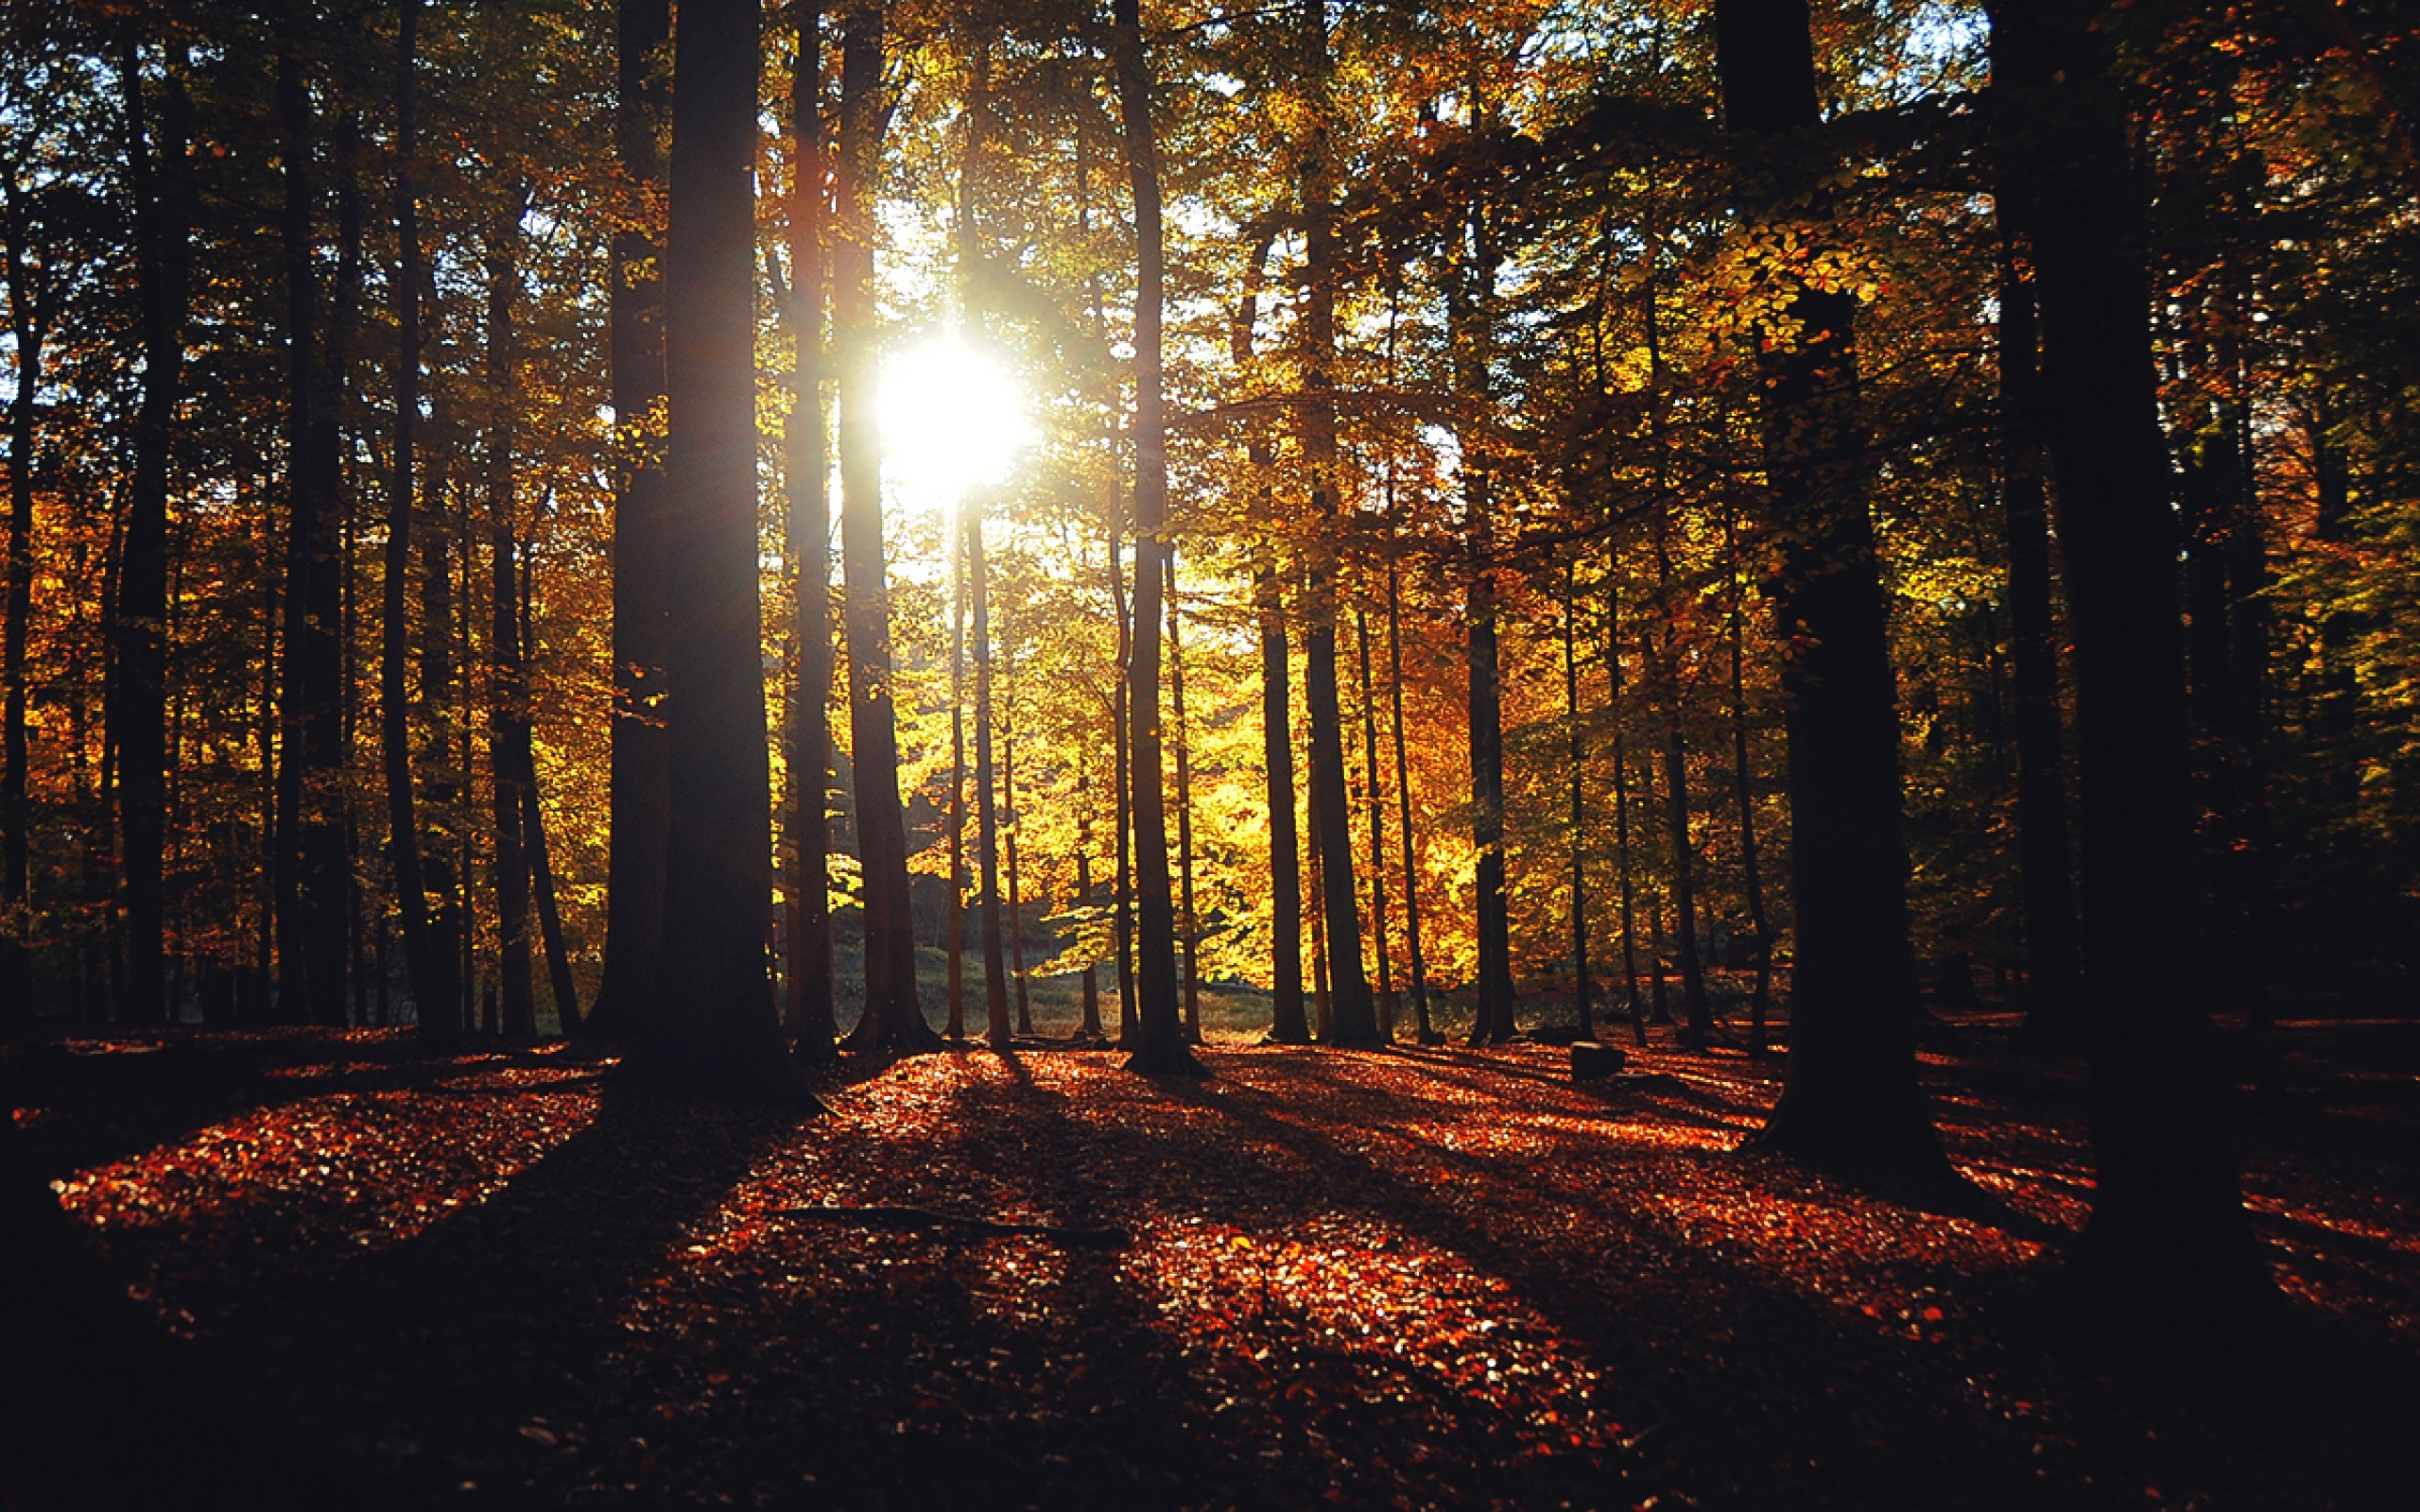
[[228, 1074, 813, 1506]]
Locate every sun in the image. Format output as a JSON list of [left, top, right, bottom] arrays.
[[879, 337, 1034, 514]]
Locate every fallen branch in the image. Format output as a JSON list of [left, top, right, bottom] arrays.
[[783, 1204, 1127, 1247]]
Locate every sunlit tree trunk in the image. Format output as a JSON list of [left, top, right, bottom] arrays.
[[1004, 644, 1031, 1034], [1260, 559, 1308, 1043], [1720, 0, 1940, 1174], [1606, 577, 1648, 1046], [1989, 0, 2268, 1314], [974, 507, 1012, 1050], [1562, 564, 1592, 1040], [834, 4, 936, 1057], [1110, 0, 1199, 1075], [636, 0, 800, 1096], [589, 0, 672, 1041], [1357, 608, 1394, 1040]]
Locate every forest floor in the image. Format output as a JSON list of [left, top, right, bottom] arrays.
[[6, 1001, 2417, 1511]]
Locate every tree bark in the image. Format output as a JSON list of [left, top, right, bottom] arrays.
[[974, 506, 1012, 1050], [1719, 0, 1941, 1174], [1110, 0, 1200, 1076], [111, 30, 190, 1028], [1606, 577, 1648, 1045], [1989, 0, 2269, 1314], [1995, 238, 2083, 1047], [1722, 506, 1775, 1056], [588, 0, 672, 1041], [1261, 561, 1309, 1043], [833, 4, 936, 1057], [1357, 607, 1395, 1040], [380, 0, 454, 1049], [1563, 565, 1592, 1039], [485, 191, 535, 1040], [1387, 559, 1436, 1043], [636, 0, 801, 1097], [784, 4, 839, 1061]]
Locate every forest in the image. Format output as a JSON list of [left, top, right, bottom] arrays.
[[2, 0, 2415, 1507]]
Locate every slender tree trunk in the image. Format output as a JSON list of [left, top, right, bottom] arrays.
[[974, 507, 1011, 1050], [1722, 507, 1775, 1056], [0, 187, 35, 1027], [948, 509, 970, 1040], [1075, 750, 1103, 1040], [637, 0, 799, 1097], [1989, 0, 2268, 1314], [485, 193, 535, 1040], [1608, 578, 1648, 1046], [1110, 0, 1199, 1075], [1720, 0, 1940, 1174], [381, 0, 453, 1048], [1111, 512, 1136, 1049], [1357, 608, 1394, 1040], [589, 0, 672, 1041], [1644, 262, 1711, 1049], [1169, 557, 1202, 1041], [1004, 644, 1031, 1034], [1996, 238, 2083, 1047], [111, 31, 189, 1029], [1387, 559, 1435, 1043], [833, 6, 933, 1057], [523, 776, 579, 1033], [1563, 564, 1592, 1039], [784, 3, 838, 1061], [1297, 0, 1376, 1049], [1261, 561, 1309, 1043]]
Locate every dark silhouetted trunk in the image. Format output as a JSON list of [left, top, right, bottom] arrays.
[[485, 193, 535, 1040], [1989, 0, 2267, 1314], [1357, 608, 1394, 1040], [1563, 565, 1592, 1039], [524, 775, 578, 1034], [636, 0, 798, 1097], [1110, 0, 1199, 1075], [974, 508, 1011, 1050], [948, 518, 970, 1041], [589, 0, 672, 1041], [271, 4, 350, 1028], [111, 31, 190, 1027], [1261, 562, 1309, 1043], [833, 7, 934, 1057], [1607, 578, 1648, 1045], [1298, 3, 1375, 1049], [1720, 0, 1940, 1174], [1169, 558, 1202, 1041], [784, 3, 838, 1061], [1004, 645, 1031, 1034], [1387, 559, 1435, 1043], [1722, 507, 1775, 1056], [1996, 239, 2083, 1047], [383, 0, 454, 1049]]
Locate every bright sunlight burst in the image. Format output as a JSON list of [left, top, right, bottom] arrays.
[[879, 338, 1034, 514]]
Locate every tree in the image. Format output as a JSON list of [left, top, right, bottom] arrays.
[[1718, 0, 1943, 1177], [631, 0, 800, 1098], [1988, 0, 2270, 1315]]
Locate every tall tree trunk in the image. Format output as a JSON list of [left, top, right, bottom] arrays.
[[1261, 561, 1309, 1043], [485, 192, 535, 1040], [1110, 0, 1199, 1075], [1563, 564, 1592, 1039], [1297, 0, 1376, 1049], [1607, 576, 1648, 1046], [523, 775, 579, 1034], [271, 3, 350, 1029], [383, 0, 452, 1049], [784, 3, 838, 1061], [1996, 239, 2083, 1047], [418, 442, 463, 1040], [1169, 557, 1202, 1041], [1075, 748, 1103, 1040], [111, 31, 189, 1028], [833, 5, 935, 1057], [1387, 559, 1435, 1043], [1357, 608, 1394, 1040], [974, 507, 1011, 1050], [637, 0, 799, 1097], [1004, 644, 1031, 1035], [589, 0, 672, 1041], [948, 504, 971, 1041], [1722, 507, 1775, 1056], [1988, 0, 2268, 1314], [1719, 0, 1940, 1174], [0, 191, 37, 1028]]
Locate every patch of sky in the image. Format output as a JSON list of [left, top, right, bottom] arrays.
[[1852, 0, 1989, 109]]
